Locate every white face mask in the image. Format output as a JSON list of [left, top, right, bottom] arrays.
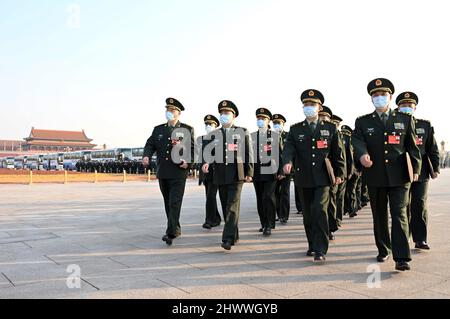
[[205, 125, 214, 134]]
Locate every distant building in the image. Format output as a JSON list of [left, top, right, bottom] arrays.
[[21, 127, 97, 152], [0, 140, 24, 157]]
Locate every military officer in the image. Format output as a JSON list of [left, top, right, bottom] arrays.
[[396, 91, 440, 250], [197, 114, 222, 229], [202, 100, 254, 251], [251, 108, 280, 236], [352, 78, 422, 271], [319, 106, 340, 239], [341, 125, 359, 218], [273, 114, 292, 224], [282, 89, 346, 262], [332, 114, 350, 226], [143, 97, 195, 246]]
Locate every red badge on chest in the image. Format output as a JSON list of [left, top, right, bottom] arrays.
[[416, 137, 423, 145], [317, 140, 328, 149], [228, 143, 238, 151], [263, 144, 272, 152], [388, 135, 400, 145]]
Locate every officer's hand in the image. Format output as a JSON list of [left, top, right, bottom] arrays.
[[245, 176, 253, 183], [431, 172, 439, 179], [335, 177, 343, 185], [413, 174, 419, 182], [179, 160, 188, 169], [360, 154, 373, 168], [277, 174, 286, 180], [202, 163, 209, 173], [283, 163, 292, 175], [143, 157, 150, 167]]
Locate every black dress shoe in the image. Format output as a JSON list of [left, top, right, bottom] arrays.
[[202, 223, 212, 229], [258, 227, 264, 232], [306, 250, 314, 257], [263, 228, 272, 236], [297, 211, 302, 215], [221, 241, 232, 250], [349, 211, 358, 218], [361, 202, 368, 208], [162, 235, 173, 246], [329, 233, 335, 240], [211, 222, 221, 228], [280, 219, 287, 224], [376, 255, 390, 262], [314, 253, 326, 262], [395, 261, 411, 271], [415, 241, 430, 250]]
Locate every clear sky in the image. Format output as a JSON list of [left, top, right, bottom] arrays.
[[1, 0, 449, 149]]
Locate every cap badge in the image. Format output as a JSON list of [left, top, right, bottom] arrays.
[[375, 79, 382, 86]]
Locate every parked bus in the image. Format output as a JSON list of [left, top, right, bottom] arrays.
[[63, 151, 83, 171], [14, 156, 25, 169], [5, 157, 15, 169], [25, 155, 39, 170], [43, 153, 64, 171], [131, 147, 144, 161]]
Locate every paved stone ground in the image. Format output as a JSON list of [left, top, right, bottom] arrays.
[[1, 170, 450, 299]]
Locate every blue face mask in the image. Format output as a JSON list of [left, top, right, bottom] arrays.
[[399, 106, 414, 115], [372, 95, 389, 109], [220, 114, 233, 125], [303, 106, 318, 118], [273, 124, 282, 131], [166, 111, 175, 121], [256, 119, 266, 129]]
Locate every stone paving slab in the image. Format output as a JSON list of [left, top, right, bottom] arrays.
[[1, 170, 450, 299]]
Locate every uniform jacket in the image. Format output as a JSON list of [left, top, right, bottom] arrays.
[[143, 121, 195, 179], [282, 120, 346, 188], [352, 109, 421, 187]]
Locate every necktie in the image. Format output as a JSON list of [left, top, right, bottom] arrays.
[[310, 122, 316, 132], [381, 113, 388, 127]]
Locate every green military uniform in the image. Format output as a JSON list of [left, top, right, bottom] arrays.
[[396, 92, 440, 249], [208, 100, 254, 250], [251, 108, 281, 235], [341, 125, 358, 217], [143, 98, 195, 245], [332, 115, 350, 226], [273, 114, 292, 223], [352, 79, 421, 268], [282, 90, 346, 259], [197, 115, 222, 229], [319, 107, 341, 236]]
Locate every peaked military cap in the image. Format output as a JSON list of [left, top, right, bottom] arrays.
[[204, 114, 220, 126], [341, 125, 353, 134], [301, 89, 325, 105], [367, 78, 395, 95], [272, 114, 287, 123], [218, 100, 239, 117], [165, 97, 185, 112], [331, 114, 343, 123], [396, 91, 419, 106], [319, 105, 333, 118], [255, 107, 272, 120]]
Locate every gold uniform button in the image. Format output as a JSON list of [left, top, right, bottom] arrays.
[[312, 154, 316, 157], [312, 146, 316, 149], [312, 138, 315, 141], [384, 133, 387, 136], [385, 150, 388, 154], [385, 160, 389, 163], [312, 163, 316, 166], [384, 142, 388, 145]]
